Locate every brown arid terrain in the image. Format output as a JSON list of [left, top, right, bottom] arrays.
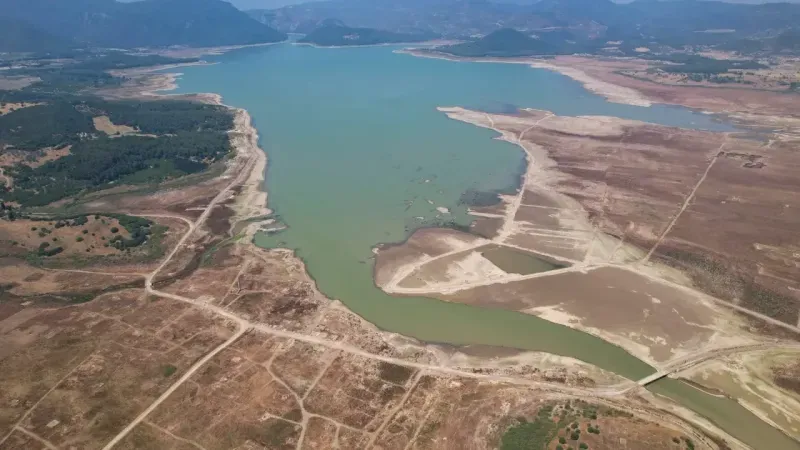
[[0, 102, 42, 116], [544, 55, 800, 117], [402, 49, 800, 120], [378, 107, 800, 345], [375, 90, 800, 442], [0, 60, 773, 450], [0, 215, 134, 257]]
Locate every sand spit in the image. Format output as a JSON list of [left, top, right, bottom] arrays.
[[294, 39, 454, 50], [399, 48, 652, 107], [379, 105, 795, 371]]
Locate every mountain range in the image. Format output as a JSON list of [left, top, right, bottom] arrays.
[[257, 0, 800, 43], [0, 0, 287, 52]]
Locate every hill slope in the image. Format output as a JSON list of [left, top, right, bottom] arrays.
[[0, 0, 287, 50], [0, 18, 72, 53], [440, 28, 569, 57], [264, 0, 800, 53], [299, 23, 437, 47]]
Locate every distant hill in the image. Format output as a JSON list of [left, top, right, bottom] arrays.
[[439, 28, 572, 57], [0, 0, 287, 51], [263, 0, 800, 55], [260, 0, 549, 38], [300, 23, 437, 47], [0, 18, 72, 53]]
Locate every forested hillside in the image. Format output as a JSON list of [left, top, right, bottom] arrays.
[[0, 0, 287, 51], [1, 52, 236, 208], [0, 97, 233, 207], [264, 0, 800, 55], [300, 23, 436, 46], [440, 28, 577, 57], [0, 18, 73, 53]]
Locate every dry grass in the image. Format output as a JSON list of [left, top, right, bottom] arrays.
[[0, 215, 133, 258], [93, 115, 138, 135], [0, 290, 237, 448], [0, 102, 42, 116]]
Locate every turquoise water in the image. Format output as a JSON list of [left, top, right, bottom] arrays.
[[167, 43, 730, 378], [165, 43, 799, 449]]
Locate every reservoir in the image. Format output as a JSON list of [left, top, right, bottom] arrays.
[[167, 43, 798, 449]]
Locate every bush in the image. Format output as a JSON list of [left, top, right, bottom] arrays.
[[76, 236, 84, 242], [570, 431, 580, 440], [559, 437, 567, 444], [39, 246, 63, 257], [110, 227, 119, 233], [162, 364, 178, 377], [579, 443, 588, 450], [82, 229, 89, 234]]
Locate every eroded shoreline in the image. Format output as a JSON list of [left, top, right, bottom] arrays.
[[398, 48, 654, 107]]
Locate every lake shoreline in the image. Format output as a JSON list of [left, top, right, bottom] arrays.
[[398, 48, 654, 107]]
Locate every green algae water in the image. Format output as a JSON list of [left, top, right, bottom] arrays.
[[167, 44, 797, 449], [481, 246, 565, 275]]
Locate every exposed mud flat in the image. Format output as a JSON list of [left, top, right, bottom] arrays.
[[376, 104, 800, 378], [546, 55, 800, 118], [436, 106, 800, 327], [374, 228, 489, 290], [442, 266, 754, 365], [400, 49, 654, 107]]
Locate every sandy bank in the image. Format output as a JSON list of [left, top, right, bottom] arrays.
[[293, 39, 453, 50], [399, 48, 652, 107]]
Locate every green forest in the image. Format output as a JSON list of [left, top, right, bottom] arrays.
[[1, 63, 235, 207], [440, 28, 587, 58], [5, 132, 230, 206]]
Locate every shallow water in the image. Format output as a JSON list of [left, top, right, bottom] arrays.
[[481, 246, 564, 275], [165, 43, 797, 448], [652, 379, 800, 449]]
